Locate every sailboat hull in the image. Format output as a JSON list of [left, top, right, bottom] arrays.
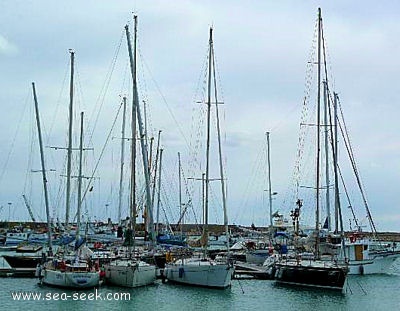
[[105, 260, 156, 288], [165, 258, 233, 289], [274, 262, 347, 291], [42, 269, 100, 289]]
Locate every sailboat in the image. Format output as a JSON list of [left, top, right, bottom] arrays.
[[38, 51, 100, 289], [272, 8, 348, 291], [164, 27, 234, 289], [104, 17, 156, 288]]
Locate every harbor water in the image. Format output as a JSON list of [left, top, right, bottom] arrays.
[[1, 260, 399, 311]]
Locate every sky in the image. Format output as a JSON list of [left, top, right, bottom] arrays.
[[0, 0, 399, 232]]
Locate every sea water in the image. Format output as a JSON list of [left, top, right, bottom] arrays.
[[0, 260, 399, 311]]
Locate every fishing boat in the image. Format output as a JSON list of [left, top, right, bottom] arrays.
[[104, 17, 156, 288], [272, 8, 348, 291], [164, 27, 234, 289], [321, 231, 400, 275]]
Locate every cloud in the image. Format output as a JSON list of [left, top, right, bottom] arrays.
[[0, 35, 18, 55]]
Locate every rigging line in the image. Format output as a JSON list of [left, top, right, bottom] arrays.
[[139, 55, 192, 150], [234, 141, 265, 223], [182, 163, 201, 226], [87, 29, 124, 147], [23, 104, 35, 194], [336, 98, 377, 234], [137, 49, 154, 138], [75, 60, 86, 117], [291, 18, 319, 198], [47, 57, 69, 145], [269, 101, 302, 133], [0, 89, 30, 186], [80, 100, 124, 204], [320, 20, 336, 92], [160, 181, 181, 226], [321, 21, 330, 88], [337, 164, 360, 229]]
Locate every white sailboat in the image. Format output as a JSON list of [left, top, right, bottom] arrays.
[[38, 51, 100, 289], [164, 27, 234, 289], [104, 16, 156, 288]]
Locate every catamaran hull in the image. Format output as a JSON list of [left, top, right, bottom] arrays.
[[105, 263, 156, 288], [274, 263, 347, 291], [165, 262, 233, 289], [42, 269, 100, 289]]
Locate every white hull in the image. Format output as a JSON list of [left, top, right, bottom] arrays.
[[320, 236, 400, 275], [42, 269, 100, 288], [347, 253, 400, 275], [343, 239, 400, 275], [105, 259, 156, 288], [165, 258, 233, 289]]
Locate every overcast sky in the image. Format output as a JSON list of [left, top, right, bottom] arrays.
[[0, 1, 399, 232]]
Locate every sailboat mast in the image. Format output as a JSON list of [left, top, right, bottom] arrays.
[[126, 16, 154, 245], [265, 131, 274, 240], [156, 148, 163, 236], [315, 8, 322, 258], [118, 96, 127, 225], [333, 92, 339, 232], [125, 23, 137, 247], [178, 152, 183, 237], [32, 82, 53, 255], [323, 81, 331, 231], [76, 112, 84, 245], [210, 32, 229, 252], [203, 27, 213, 256], [151, 131, 162, 224], [65, 50, 74, 233]]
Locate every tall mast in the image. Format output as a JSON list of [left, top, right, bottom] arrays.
[[203, 27, 213, 257], [156, 148, 163, 236], [32, 82, 53, 255], [211, 30, 229, 252], [266, 132, 273, 231], [75, 112, 84, 247], [323, 81, 331, 231], [201, 172, 206, 257], [178, 152, 183, 237], [126, 16, 154, 246], [148, 136, 154, 175], [125, 23, 137, 249], [315, 8, 322, 258], [333, 92, 339, 233], [65, 50, 74, 233], [151, 130, 162, 209], [144, 100, 149, 158], [118, 96, 127, 225]]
